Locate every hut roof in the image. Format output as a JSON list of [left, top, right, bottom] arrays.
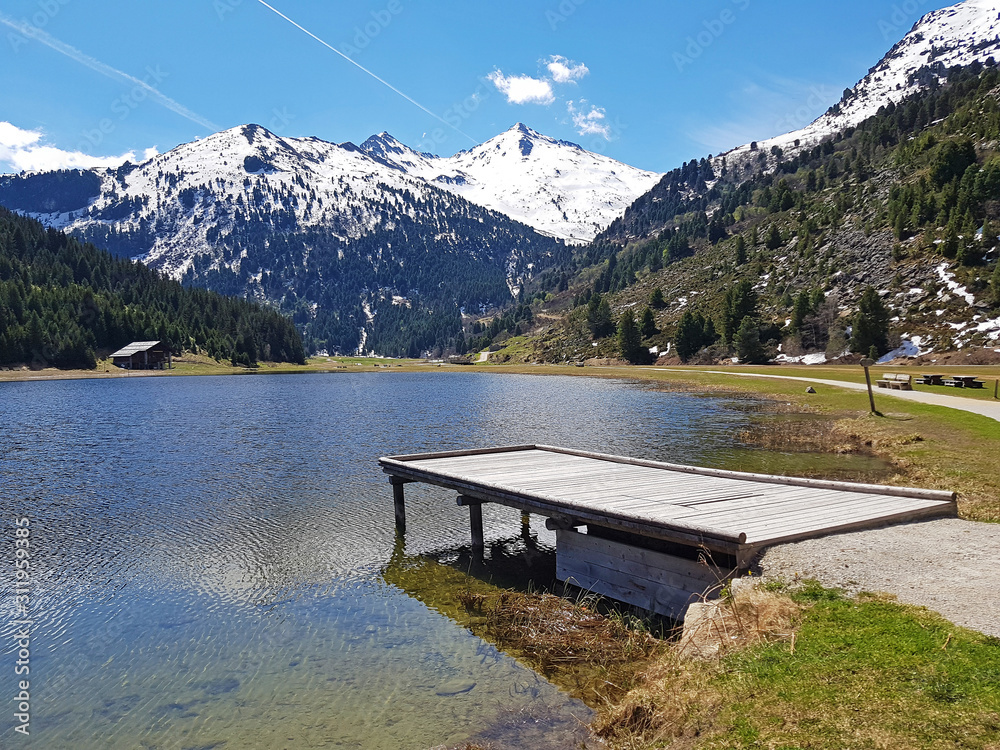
[[109, 341, 163, 358]]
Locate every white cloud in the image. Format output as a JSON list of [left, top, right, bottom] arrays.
[[0, 122, 157, 173], [487, 70, 555, 105], [546, 55, 589, 84], [567, 101, 612, 140]]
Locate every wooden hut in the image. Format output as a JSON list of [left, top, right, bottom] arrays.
[[109, 341, 172, 370]]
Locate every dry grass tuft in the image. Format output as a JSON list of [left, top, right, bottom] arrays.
[[739, 415, 880, 455], [464, 590, 664, 704], [593, 584, 801, 749], [677, 584, 800, 661], [591, 650, 722, 748]]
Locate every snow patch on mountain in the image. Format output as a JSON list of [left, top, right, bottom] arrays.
[[361, 124, 663, 243]]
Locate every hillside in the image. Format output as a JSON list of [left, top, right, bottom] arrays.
[[495, 61, 1000, 365], [0, 207, 306, 369]]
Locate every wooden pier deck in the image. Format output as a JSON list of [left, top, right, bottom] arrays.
[[380, 445, 957, 618]]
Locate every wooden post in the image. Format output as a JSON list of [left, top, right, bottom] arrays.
[[994, 379, 998, 400], [860, 358, 877, 414], [521, 512, 531, 540], [457, 495, 484, 551], [391, 478, 406, 533], [470, 503, 484, 551]]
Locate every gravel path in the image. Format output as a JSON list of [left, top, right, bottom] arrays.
[[658, 369, 1000, 422], [758, 518, 1000, 637]]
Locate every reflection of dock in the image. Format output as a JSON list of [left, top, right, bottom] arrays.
[[380, 445, 957, 619]]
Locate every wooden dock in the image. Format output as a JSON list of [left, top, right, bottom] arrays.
[[380, 445, 957, 618]]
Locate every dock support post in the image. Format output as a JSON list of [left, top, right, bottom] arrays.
[[521, 512, 531, 541], [458, 495, 484, 551], [391, 478, 406, 533], [470, 504, 484, 551]]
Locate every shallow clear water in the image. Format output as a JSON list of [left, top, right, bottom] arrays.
[[0, 372, 759, 749]]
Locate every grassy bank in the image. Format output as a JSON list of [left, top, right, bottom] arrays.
[[0, 353, 431, 382], [592, 583, 1000, 750]]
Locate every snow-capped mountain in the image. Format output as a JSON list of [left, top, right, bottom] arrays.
[[361, 124, 663, 244], [17, 124, 490, 277], [722, 0, 1000, 168], [0, 123, 570, 354]]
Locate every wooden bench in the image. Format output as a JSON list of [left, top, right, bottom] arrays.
[[877, 373, 913, 390]]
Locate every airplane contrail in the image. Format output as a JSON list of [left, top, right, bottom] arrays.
[[0, 13, 218, 132], [255, 0, 476, 144]]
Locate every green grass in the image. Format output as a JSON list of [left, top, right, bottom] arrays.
[[703, 587, 1000, 749]]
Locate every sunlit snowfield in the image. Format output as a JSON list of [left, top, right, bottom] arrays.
[[2, 372, 770, 748]]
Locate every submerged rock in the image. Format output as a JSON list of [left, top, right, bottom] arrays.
[[435, 679, 476, 697]]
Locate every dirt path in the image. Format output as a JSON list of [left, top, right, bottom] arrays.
[[758, 518, 1000, 637], [660, 369, 1000, 423]]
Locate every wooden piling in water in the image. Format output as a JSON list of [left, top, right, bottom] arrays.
[[391, 478, 407, 532], [457, 495, 484, 550]]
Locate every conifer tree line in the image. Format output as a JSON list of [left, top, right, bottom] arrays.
[[0, 208, 306, 369]]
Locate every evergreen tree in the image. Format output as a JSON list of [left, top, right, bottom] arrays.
[[674, 311, 705, 362], [734, 235, 747, 266], [766, 225, 783, 251], [990, 261, 1000, 308], [722, 280, 759, 348], [649, 287, 666, 309], [617, 312, 647, 364], [587, 294, 615, 338], [851, 286, 891, 356], [639, 307, 658, 339], [702, 316, 717, 346], [790, 291, 812, 333], [734, 317, 769, 364]]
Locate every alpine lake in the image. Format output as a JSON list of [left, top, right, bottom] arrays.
[[0, 371, 889, 749]]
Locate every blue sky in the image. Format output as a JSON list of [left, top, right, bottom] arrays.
[[0, 0, 952, 174]]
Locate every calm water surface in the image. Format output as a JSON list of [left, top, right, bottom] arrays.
[[1, 372, 759, 749]]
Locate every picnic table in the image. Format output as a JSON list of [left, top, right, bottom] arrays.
[[918, 374, 945, 386], [942, 376, 985, 389]]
